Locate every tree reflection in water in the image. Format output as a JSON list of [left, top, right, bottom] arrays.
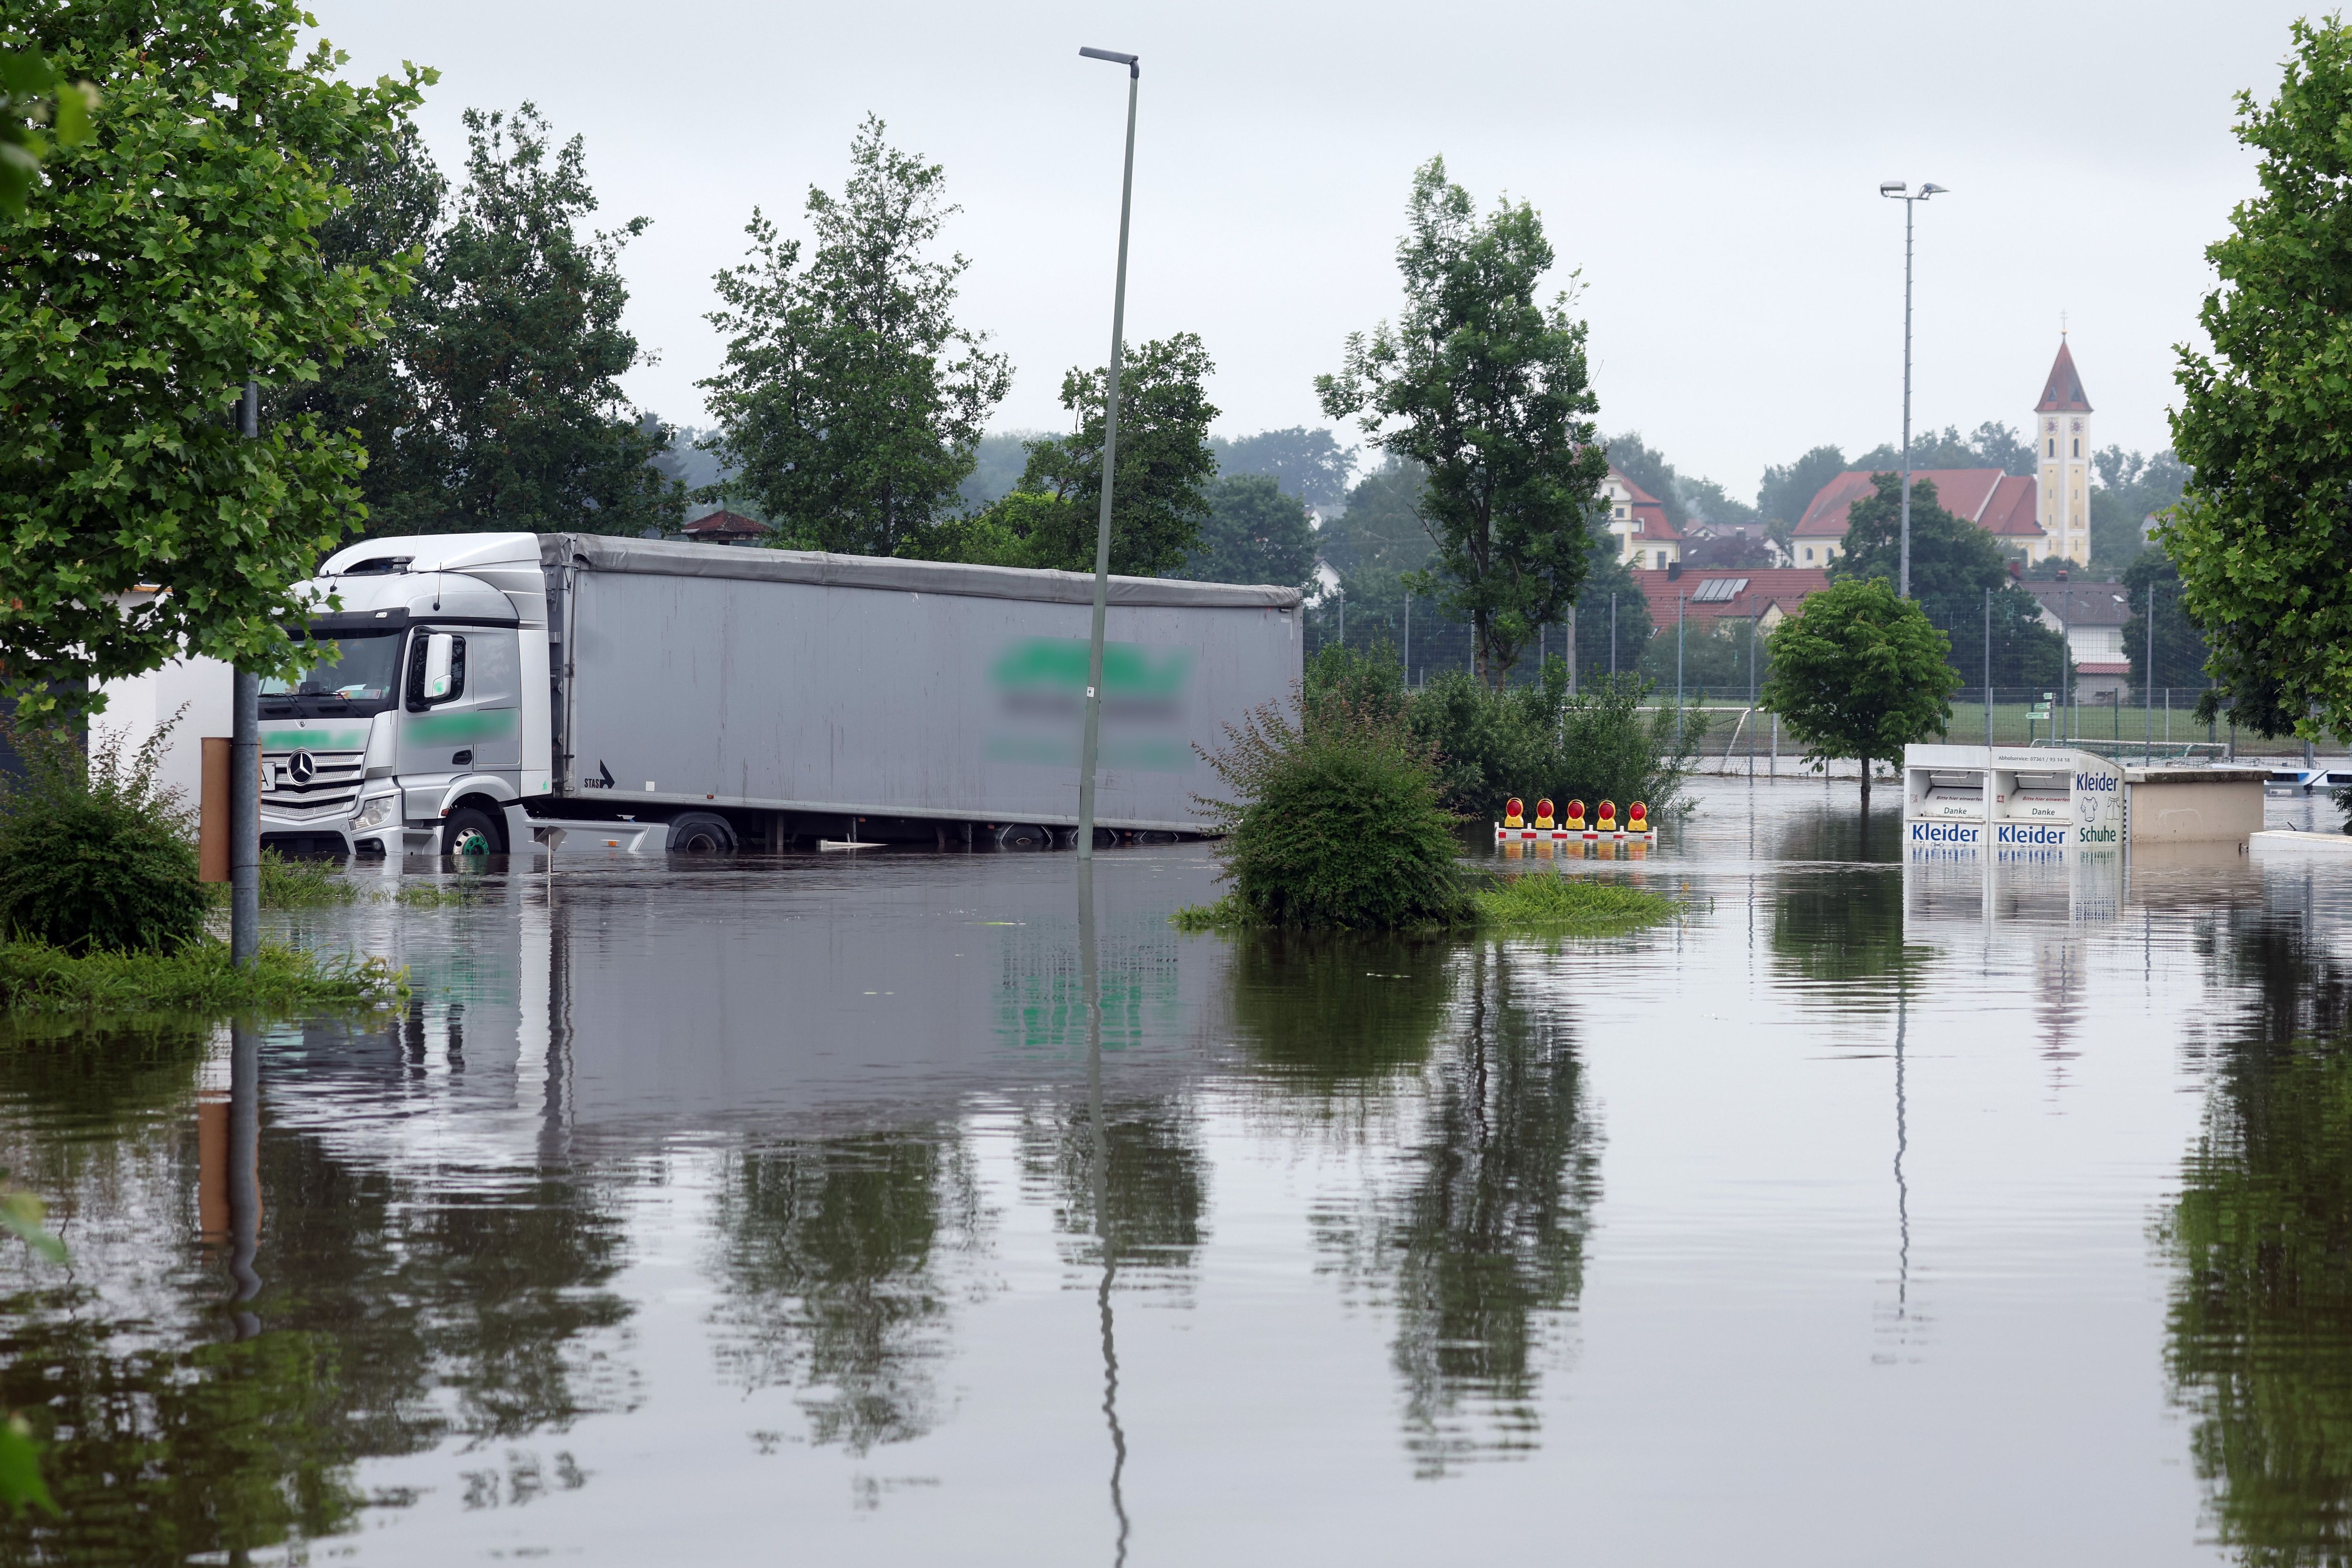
[[705, 1131, 983, 1454], [1287, 943, 1602, 1476], [0, 1006, 636, 1566], [2164, 910, 2352, 1563]]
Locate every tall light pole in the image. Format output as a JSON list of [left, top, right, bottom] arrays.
[[232, 379, 261, 967], [1075, 45, 1139, 862], [1878, 180, 1947, 601]]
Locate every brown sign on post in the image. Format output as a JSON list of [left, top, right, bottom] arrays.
[[199, 737, 230, 883]]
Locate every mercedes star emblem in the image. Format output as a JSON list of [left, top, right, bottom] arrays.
[[288, 749, 317, 785]]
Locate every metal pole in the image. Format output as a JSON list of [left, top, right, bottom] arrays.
[[1075, 52, 1139, 863], [1401, 593, 1410, 680], [1899, 197, 1914, 601], [231, 379, 262, 966], [2145, 581, 2155, 762], [1610, 592, 1617, 678], [1566, 603, 1576, 692], [1676, 594, 1686, 732], [1747, 610, 1757, 779], [1983, 585, 1992, 749]]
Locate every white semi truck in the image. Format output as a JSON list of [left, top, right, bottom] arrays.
[[243, 532, 1302, 858]]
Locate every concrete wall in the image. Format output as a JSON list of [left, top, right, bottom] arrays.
[[2128, 777, 2264, 844]]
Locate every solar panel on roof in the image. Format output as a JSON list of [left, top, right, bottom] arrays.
[[1691, 577, 1748, 604]]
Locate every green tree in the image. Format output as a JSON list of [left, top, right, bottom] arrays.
[[2167, 17, 2352, 743], [1855, 420, 2035, 477], [0, 1, 429, 713], [1179, 475, 1317, 589], [1316, 455, 1432, 580], [998, 333, 1219, 575], [1211, 427, 1356, 515], [2120, 549, 2209, 692], [385, 104, 675, 536], [0, 39, 92, 216], [2089, 446, 2190, 569], [1761, 577, 1961, 811], [1319, 157, 1608, 685], [1832, 472, 2068, 688], [701, 114, 1009, 557], [1756, 443, 1848, 559], [262, 114, 445, 525]]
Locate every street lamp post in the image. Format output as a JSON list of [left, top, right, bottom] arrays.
[[1075, 45, 1139, 861], [1878, 180, 1947, 601]]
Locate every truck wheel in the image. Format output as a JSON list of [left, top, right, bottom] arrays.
[[996, 823, 1051, 851], [667, 812, 738, 853], [443, 804, 505, 859]]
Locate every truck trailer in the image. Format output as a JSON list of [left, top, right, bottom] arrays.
[[236, 532, 1302, 858]]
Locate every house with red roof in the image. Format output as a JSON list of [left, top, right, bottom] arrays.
[[1788, 340, 2094, 570], [1600, 466, 1682, 571], [1631, 566, 1833, 637]]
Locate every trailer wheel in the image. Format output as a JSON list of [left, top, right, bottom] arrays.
[[996, 822, 1051, 851], [1135, 830, 1177, 845], [666, 812, 738, 854], [442, 804, 506, 859]]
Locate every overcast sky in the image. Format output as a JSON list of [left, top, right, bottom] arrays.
[[307, 0, 2311, 500]]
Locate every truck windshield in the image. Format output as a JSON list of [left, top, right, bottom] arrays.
[[260, 628, 405, 718]]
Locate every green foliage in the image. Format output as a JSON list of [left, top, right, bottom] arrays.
[[2090, 446, 2190, 569], [701, 115, 1009, 557], [2120, 550, 2209, 691], [1638, 615, 1765, 695], [0, 724, 205, 955], [0, 1, 433, 714], [1407, 664, 1698, 822], [1831, 472, 2069, 686], [0, 39, 92, 217], [1179, 475, 1318, 590], [955, 429, 1046, 508], [2167, 17, 2352, 743], [1317, 455, 1433, 580], [1194, 688, 1470, 931], [1761, 577, 1960, 804], [261, 114, 445, 525], [1756, 443, 1848, 557], [1319, 157, 1608, 685], [1855, 420, 2035, 477], [0, 939, 402, 1014], [379, 104, 678, 537], [1210, 427, 1357, 515], [1006, 334, 1220, 575], [1470, 874, 1677, 935]]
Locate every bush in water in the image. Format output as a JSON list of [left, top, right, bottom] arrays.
[[1194, 685, 1470, 931], [0, 722, 206, 955]]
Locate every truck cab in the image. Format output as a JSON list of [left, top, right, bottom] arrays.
[[262, 533, 551, 859]]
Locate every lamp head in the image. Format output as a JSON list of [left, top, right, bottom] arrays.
[[1879, 180, 1907, 197], [1079, 45, 1139, 77], [1919, 182, 1949, 197]]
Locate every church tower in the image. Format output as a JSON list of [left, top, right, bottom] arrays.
[[2034, 339, 2092, 566]]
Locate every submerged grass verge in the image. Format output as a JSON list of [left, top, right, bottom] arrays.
[[1175, 873, 1681, 938], [0, 939, 405, 1016]]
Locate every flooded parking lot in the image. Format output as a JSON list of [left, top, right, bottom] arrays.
[[2, 776, 2350, 1564]]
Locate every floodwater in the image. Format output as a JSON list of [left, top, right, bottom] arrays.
[[2, 779, 2350, 1564]]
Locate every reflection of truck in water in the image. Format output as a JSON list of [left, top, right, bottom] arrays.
[[249, 533, 1302, 858]]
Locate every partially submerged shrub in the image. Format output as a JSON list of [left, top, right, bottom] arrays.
[[1196, 689, 1471, 931], [1471, 873, 1678, 935], [0, 722, 206, 955], [1405, 666, 1700, 823], [0, 939, 403, 1015]]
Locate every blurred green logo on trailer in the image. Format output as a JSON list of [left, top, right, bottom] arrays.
[[991, 638, 1193, 695]]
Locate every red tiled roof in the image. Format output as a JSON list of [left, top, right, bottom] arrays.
[[1793, 468, 2026, 539], [2034, 339, 2092, 413], [2019, 580, 2130, 626], [1980, 474, 2042, 538], [1607, 465, 1681, 542], [1630, 567, 1832, 632], [683, 509, 771, 540]]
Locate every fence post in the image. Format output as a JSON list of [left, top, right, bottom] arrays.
[[1983, 587, 1992, 750]]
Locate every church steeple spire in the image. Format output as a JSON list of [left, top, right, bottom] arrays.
[[2034, 339, 2092, 565], [2035, 340, 2092, 414]]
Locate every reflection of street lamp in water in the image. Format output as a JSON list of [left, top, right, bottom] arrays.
[[1077, 858, 1130, 1564]]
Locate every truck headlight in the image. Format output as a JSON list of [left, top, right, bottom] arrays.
[[351, 794, 396, 831]]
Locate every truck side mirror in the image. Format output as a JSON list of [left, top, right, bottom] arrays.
[[406, 632, 467, 710]]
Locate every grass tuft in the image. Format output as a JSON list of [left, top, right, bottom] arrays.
[[0, 939, 405, 1016], [1177, 874, 1681, 938], [1470, 873, 1680, 935], [393, 881, 484, 908]]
